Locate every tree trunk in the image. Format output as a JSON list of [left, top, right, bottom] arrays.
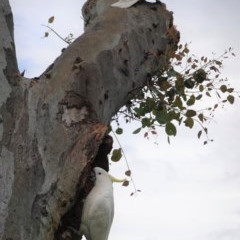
[[0, 0, 179, 239]]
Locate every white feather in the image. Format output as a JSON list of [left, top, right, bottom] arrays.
[[80, 167, 114, 240], [111, 0, 140, 8]]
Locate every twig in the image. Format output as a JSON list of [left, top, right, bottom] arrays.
[[42, 24, 70, 44], [111, 130, 138, 196]]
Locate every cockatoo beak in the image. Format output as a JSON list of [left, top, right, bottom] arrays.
[[109, 174, 126, 183]]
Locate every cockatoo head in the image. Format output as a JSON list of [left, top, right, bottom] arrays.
[[93, 167, 126, 185]]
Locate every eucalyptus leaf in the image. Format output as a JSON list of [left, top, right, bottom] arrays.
[[111, 148, 122, 162], [165, 122, 177, 136]]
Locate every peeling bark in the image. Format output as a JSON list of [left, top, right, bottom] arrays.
[[0, 0, 179, 239]]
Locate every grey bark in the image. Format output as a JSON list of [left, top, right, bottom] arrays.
[[0, 0, 179, 239]]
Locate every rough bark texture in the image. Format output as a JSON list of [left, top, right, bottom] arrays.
[[0, 0, 179, 239]]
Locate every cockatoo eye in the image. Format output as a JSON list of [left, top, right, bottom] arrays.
[[98, 172, 101, 175]]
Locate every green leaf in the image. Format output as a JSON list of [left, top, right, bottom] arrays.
[[44, 32, 49, 38], [173, 96, 184, 109], [187, 57, 192, 63], [115, 127, 123, 135], [186, 95, 195, 106], [227, 95, 234, 104], [204, 127, 208, 134], [141, 118, 151, 128], [193, 69, 207, 83], [107, 125, 112, 133], [184, 79, 195, 89], [199, 85, 204, 92], [210, 66, 219, 72], [197, 130, 202, 139], [186, 109, 197, 117], [48, 16, 55, 24], [154, 110, 169, 124], [111, 148, 122, 162], [175, 76, 184, 93], [122, 180, 129, 187], [168, 111, 180, 122], [132, 128, 141, 134], [196, 94, 202, 100], [227, 88, 234, 93], [198, 113, 204, 122], [220, 85, 227, 93], [165, 122, 177, 136], [214, 60, 222, 66], [167, 68, 177, 77], [159, 80, 171, 91], [134, 107, 145, 117], [206, 92, 211, 97], [146, 97, 156, 111], [184, 117, 194, 128]]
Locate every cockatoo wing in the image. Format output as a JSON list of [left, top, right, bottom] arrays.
[[111, 0, 140, 8], [87, 196, 114, 240]]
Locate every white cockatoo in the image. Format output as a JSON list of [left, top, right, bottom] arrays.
[[111, 0, 141, 8], [80, 167, 125, 240]]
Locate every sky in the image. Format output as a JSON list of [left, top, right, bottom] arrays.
[[9, 0, 240, 240]]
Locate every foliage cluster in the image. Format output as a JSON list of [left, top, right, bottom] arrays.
[[112, 44, 237, 148], [110, 43, 238, 195]]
